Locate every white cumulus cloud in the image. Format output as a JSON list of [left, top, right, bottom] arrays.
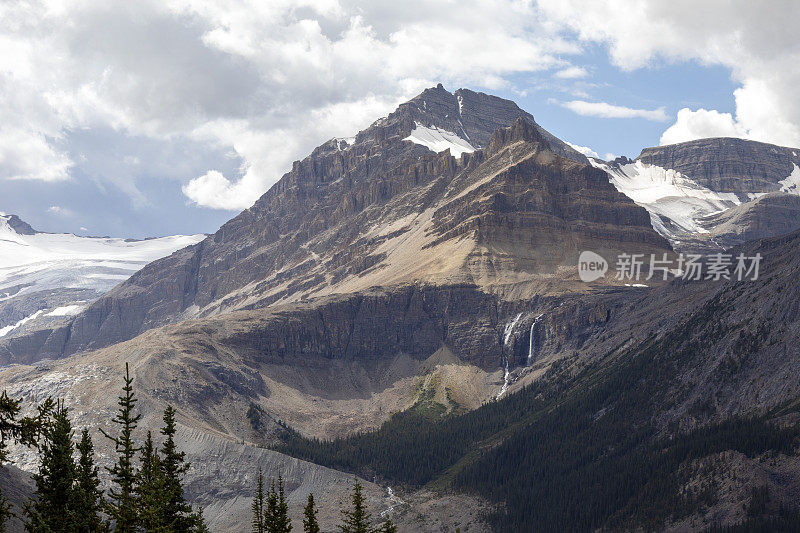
[[566, 142, 599, 159], [554, 66, 588, 79], [538, 0, 800, 147], [659, 108, 746, 146], [0, 0, 578, 211]]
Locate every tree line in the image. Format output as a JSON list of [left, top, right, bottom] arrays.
[[250, 475, 396, 533], [0, 363, 205, 532], [1, 364, 403, 533]]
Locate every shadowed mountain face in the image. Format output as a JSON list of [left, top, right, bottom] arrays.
[[1, 87, 667, 363]]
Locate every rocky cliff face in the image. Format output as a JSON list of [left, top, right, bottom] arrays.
[[591, 138, 800, 251], [3, 87, 666, 362], [698, 192, 800, 248], [637, 137, 800, 197]]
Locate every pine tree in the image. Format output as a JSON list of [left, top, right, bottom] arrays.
[[136, 431, 167, 532], [0, 392, 54, 530], [376, 517, 397, 533], [190, 511, 209, 533], [159, 405, 196, 532], [24, 402, 77, 533], [101, 363, 141, 533], [73, 429, 107, 532], [302, 493, 319, 533], [252, 471, 266, 533], [264, 480, 278, 533], [273, 474, 292, 533], [338, 480, 372, 533]]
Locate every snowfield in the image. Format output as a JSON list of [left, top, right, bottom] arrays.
[[0, 213, 205, 334], [0, 214, 204, 296], [591, 159, 741, 239], [779, 163, 800, 194], [403, 122, 476, 158]]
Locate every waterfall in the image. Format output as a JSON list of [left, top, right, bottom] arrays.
[[380, 487, 406, 518], [503, 312, 522, 346], [527, 313, 544, 365], [497, 313, 522, 399], [497, 361, 510, 399]]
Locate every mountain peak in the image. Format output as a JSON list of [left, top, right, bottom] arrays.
[[485, 117, 548, 156], [389, 85, 587, 163], [0, 213, 37, 235]]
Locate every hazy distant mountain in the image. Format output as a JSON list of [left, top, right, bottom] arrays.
[[0, 212, 204, 344]]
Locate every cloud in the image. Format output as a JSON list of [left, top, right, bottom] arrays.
[[659, 108, 746, 145], [5, 0, 800, 220], [554, 66, 588, 79], [561, 100, 668, 121], [537, 0, 800, 147], [566, 141, 599, 159], [47, 205, 73, 217], [182, 171, 245, 211], [0, 0, 579, 211]]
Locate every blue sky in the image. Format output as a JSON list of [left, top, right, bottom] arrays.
[[508, 48, 739, 160], [1, 1, 797, 239]]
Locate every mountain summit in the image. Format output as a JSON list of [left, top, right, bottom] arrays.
[[1, 85, 667, 362]]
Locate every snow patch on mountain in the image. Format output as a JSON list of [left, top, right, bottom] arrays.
[[46, 304, 84, 316], [403, 122, 475, 158], [591, 159, 741, 239], [779, 163, 800, 194], [0, 310, 44, 337]]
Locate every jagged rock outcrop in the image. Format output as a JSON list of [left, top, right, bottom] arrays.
[[0, 213, 37, 235]]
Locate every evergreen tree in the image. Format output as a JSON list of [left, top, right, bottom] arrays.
[[159, 405, 195, 532], [0, 392, 54, 530], [264, 480, 278, 533], [338, 480, 372, 533], [376, 517, 396, 533], [73, 429, 107, 532], [101, 363, 141, 533], [190, 511, 209, 533], [24, 402, 76, 533], [252, 471, 266, 533], [273, 474, 292, 533], [302, 493, 319, 533], [135, 431, 167, 532]]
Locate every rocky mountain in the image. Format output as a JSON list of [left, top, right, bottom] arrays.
[[0, 213, 204, 345], [592, 137, 800, 251], [269, 227, 800, 531], [0, 86, 667, 364], [638, 137, 800, 195], [4, 86, 800, 532]]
